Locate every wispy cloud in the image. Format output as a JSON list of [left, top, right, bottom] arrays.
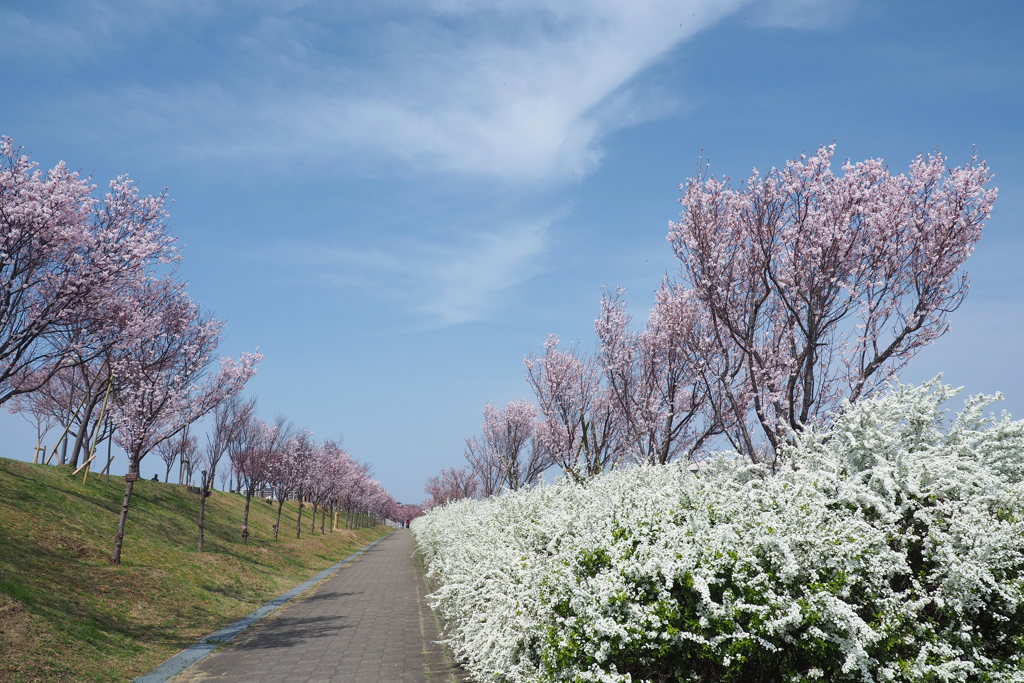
[[745, 0, 856, 29], [8, 0, 852, 325], [0, 0, 218, 65], [294, 1, 746, 182], [269, 219, 551, 327], [422, 221, 547, 325], [11, 0, 845, 184]]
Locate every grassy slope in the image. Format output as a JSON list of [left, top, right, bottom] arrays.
[[0, 457, 390, 682]]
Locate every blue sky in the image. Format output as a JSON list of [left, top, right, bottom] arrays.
[[2, 1, 1022, 503]]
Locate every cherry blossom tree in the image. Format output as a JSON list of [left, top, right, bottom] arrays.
[[464, 436, 501, 498], [479, 400, 551, 491], [108, 281, 259, 564], [155, 426, 194, 484], [0, 138, 175, 406], [304, 441, 345, 535], [525, 335, 624, 479], [355, 475, 395, 527], [7, 364, 76, 462], [31, 279, 183, 470], [5, 267, 170, 468], [268, 430, 310, 540], [668, 145, 996, 461], [333, 458, 390, 529], [425, 466, 479, 507], [290, 433, 316, 539], [395, 503, 423, 525], [33, 331, 117, 469], [235, 416, 290, 542], [336, 459, 370, 529], [595, 284, 724, 465], [9, 392, 58, 462], [313, 444, 346, 533], [324, 445, 368, 532], [197, 395, 256, 552]]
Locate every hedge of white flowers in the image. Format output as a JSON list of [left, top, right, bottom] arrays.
[[413, 380, 1024, 682]]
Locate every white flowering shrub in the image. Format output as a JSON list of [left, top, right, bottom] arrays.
[[414, 380, 1024, 682]]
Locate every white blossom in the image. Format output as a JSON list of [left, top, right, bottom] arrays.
[[414, 379, 1024, 682]]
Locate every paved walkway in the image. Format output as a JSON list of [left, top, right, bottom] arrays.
[[172, 531, 469, 682]]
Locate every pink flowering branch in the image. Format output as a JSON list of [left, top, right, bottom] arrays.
[[668, 145, 996, 461], [0, 138, 175, 405], [107, 281, 260, 564]]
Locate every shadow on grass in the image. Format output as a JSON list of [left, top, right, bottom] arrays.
[[0, 543, 200, 652], [0, 458, 390, 680]]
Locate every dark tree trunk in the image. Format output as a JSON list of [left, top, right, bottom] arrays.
[[295, 488, 303, 540], [69, 396, 100, 468], [274, 498, 284, 540], [109, 459, 139, 565], [198, 477, 209, 552], [242, 491, 253, 543]]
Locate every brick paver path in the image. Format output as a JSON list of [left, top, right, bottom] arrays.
[[173, 530, 469, 682]]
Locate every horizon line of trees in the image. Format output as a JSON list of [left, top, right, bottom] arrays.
[[425, 144, 997, 507]]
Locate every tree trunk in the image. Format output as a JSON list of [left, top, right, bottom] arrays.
[[198, 478, 208, 552], [109, 459, 139, 565], [320, 507, 326, 534], [274, 499, 284, 540], [295, 489, 303, 539], [310, 502, 317, 534], [69, 396, 99, 468], [242, 491, 253, 543]]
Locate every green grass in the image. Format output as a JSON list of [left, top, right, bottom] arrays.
[[0, 457, 390, 682]]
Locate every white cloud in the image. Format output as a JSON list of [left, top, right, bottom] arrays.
[[10, 1, 853, 183], [299, 1, 748, 182], [44, 1, 757, 183], [423, 221, 547, 325], [11, 0, 854, 324], [270, 219, 551, 326]]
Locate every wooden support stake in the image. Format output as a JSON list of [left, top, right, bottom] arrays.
[[73, 452, 98, 476]]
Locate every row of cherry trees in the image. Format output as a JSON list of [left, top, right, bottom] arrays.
[[426, 145, 997, 505], [180, 400, 402, 550], [0, 138, 400, 562]]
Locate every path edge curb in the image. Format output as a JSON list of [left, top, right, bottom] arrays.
[[133, 530, 395, 683]]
